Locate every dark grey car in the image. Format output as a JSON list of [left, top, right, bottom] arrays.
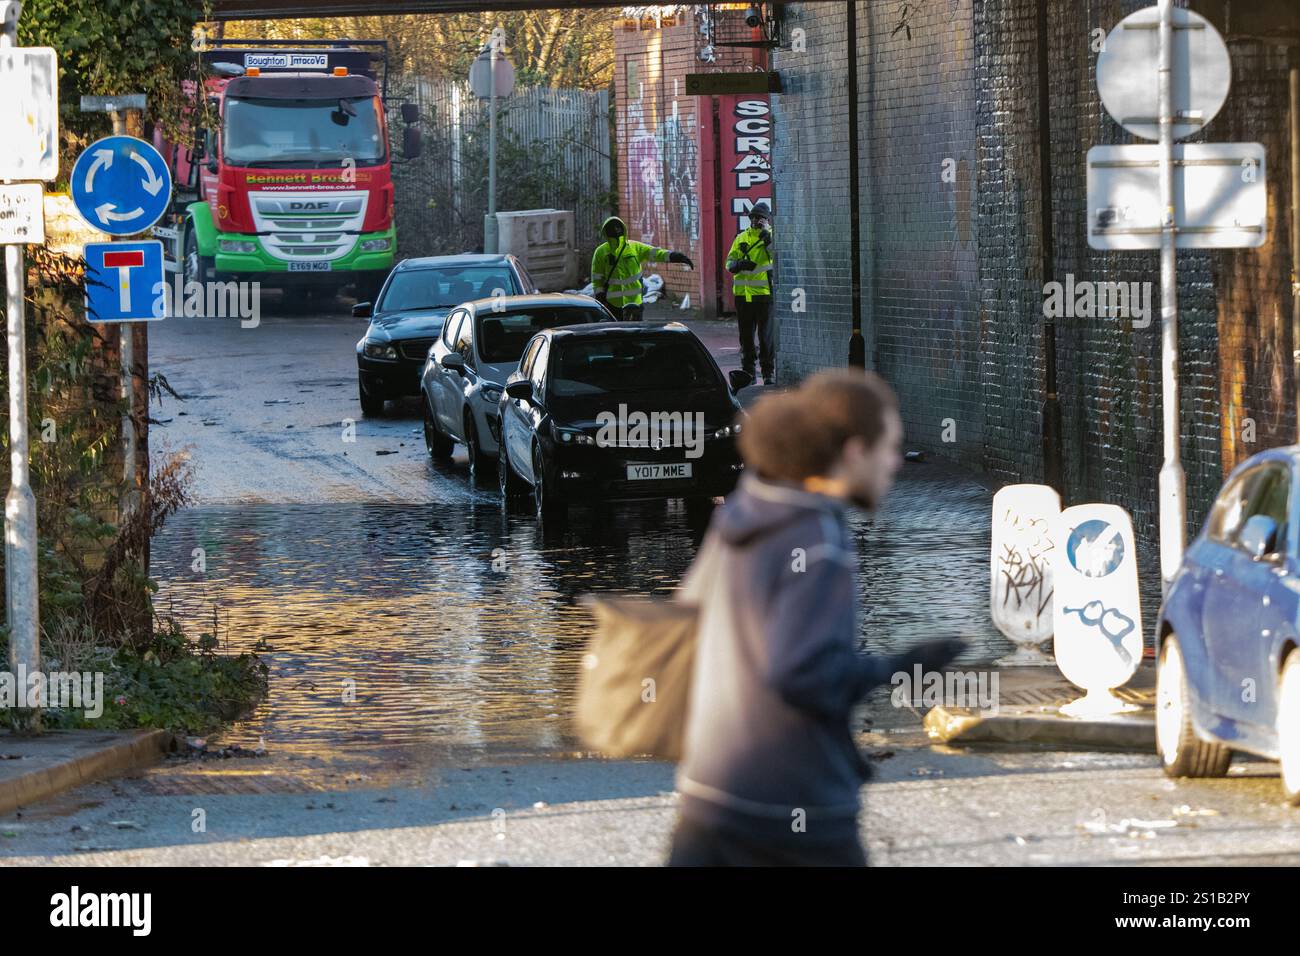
[[354, 253, 537, 416]]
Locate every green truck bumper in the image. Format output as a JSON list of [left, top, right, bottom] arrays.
[[213, 228, 395, 276]]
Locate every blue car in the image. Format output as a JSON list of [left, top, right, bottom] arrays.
[[1156, 447, 1300, 803]]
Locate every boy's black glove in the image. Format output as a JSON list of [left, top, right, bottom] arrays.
[[758, 228, 772, 246], [737, 258, 756, 271], [891, 638, 966, 676], [669, 251, 694, 269]]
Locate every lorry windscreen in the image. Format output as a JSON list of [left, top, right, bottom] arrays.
[[223, 96, 385, 168]]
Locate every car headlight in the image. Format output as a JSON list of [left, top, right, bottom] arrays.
[[360, 238, 392, 252], [713, 422, 744, 439], [363, 340, 398, 360], [481, 385, 504, 404], [555, 426, 596, 446], [218, 239, 257, 254]]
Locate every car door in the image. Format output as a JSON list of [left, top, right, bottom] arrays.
[[433, 310, 465, 431], [503, 337, 541, 473], [426, 309, 458, 415], [1201, 463, 1286, 723], [449, 314, 478, 439], [518, 338, 550, 483], [1228, 463, 1296, 730]]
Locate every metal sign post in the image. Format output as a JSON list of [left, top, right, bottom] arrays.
[[1155, 0, 1185, 596], [0, 0, 54, 732], [470, 28, 513, 255], [1092, 2, 1258, 592], [74, 105, 161, 524]]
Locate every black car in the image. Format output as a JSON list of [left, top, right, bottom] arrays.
[[497, 322, 752, 519], [354, 253, 537, 416]]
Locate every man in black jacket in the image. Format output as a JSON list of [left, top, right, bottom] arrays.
[[669, 369, 963, 866]]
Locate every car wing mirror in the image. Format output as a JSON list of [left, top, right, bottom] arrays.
[[440, 352, 466, 373], [505, 380, 533, 401], [352, 302, 373, 318], [1240, 514, 1280, 560], [728, 369, 753, 393]]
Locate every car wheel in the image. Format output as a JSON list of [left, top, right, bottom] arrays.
[[359, 374, 385, 418], [422, 397, 453, 459], [1156, 635, 1232, 778], [533, 443, 566, 521], [464, 411, 492, 486], [498, 443, 528, 501], [1278, 649, 1300, 805]]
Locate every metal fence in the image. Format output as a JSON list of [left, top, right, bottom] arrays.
[[387, 76, 613, 265]]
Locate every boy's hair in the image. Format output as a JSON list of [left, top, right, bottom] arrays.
[[737, 369, 898, 482]]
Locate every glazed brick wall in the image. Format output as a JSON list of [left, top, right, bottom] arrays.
[[771, 0, 1297, 568], [767, 1, 854, 379]]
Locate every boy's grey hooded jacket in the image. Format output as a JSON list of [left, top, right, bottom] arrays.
[[676, 474, 894, 838]]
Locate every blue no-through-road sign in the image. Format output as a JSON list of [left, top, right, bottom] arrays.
[[70, 136, 172, 236], [83, 240, 166, 323]]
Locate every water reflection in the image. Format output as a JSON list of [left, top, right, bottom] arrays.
[[151, 468, 1003, 759]]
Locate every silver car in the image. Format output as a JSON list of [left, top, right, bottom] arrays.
[[420, 293, 612, 484]]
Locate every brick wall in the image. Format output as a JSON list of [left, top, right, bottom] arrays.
[[771, 0, 1298, 580], [768, 2, 853, 377]]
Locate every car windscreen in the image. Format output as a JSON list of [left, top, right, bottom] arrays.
[[549, 336, 719, 396], [223, 96, 385, 167], [477, 308, 605, 364], [378, 267, 517, 312]]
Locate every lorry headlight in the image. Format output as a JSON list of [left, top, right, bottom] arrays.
[[363, 340, 398, 360], [360, 238, 392, 252], [218, 239, 258, 254]]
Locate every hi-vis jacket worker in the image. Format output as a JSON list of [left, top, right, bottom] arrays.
[[591, 216, 693, 321], [725, 201, 775, 385]]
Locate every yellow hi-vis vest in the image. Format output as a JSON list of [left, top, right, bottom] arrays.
[[591, 238, 670, 308], [725, 227, 774, 302]]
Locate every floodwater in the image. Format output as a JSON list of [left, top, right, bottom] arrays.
[[150, 464, 1004, 762]]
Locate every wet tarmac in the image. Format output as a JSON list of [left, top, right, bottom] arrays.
[[151, 464, 1005, 764], [142, 298, 1004, 773]]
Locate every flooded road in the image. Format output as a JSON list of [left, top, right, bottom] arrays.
[[151, 471, 1003, 769], [145, 300, 1003, 773]]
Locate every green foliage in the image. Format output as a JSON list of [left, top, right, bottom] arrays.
[[4, 617, 268, 734], [227, 10, 616, 90], [18, 0, 207, 180]]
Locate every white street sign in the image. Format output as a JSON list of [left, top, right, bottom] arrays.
[[1087, 142, 1266, 251], [0, 182, 43, 243], [1052, 504, 1143, 715], [1096, 6, 1230, 142], [990, 484, 1060, 665], [0, 46, 58, 181], [469, 47, 514, 100]]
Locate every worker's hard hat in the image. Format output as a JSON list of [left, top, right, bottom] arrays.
[[749, 202, 772, 224]]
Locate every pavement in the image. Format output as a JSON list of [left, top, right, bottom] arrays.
[[0, 730, 171, 817]]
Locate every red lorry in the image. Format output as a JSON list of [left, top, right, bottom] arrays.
[[157, 40, 421, 303]]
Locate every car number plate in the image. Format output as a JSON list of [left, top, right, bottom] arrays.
[[626, 462, 692, 481], [288, 261, 332, 272]]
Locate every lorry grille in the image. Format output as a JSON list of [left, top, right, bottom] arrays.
[[247, 191, 369, 263]]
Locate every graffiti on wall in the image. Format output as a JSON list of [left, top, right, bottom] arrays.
[[660, 107, 699, 242], [626, 95, 700, 245]]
